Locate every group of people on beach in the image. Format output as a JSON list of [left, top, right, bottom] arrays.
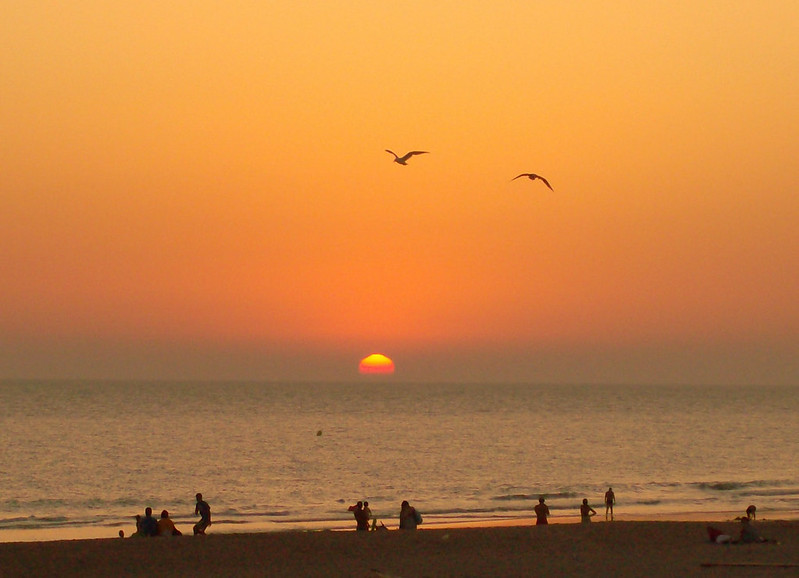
[[348, 500, 422, 531], [350, 489, 615, 531], [533, 487, 616, 525], [707, 504, 774, 544], [124, 493, 211, 538]]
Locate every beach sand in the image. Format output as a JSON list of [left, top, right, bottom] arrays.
[[1, 521, 797, 577]]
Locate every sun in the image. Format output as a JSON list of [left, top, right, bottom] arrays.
[[358, 353, 395, 375]]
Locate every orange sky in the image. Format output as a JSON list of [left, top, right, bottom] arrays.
[[2, 1, 797, 383]]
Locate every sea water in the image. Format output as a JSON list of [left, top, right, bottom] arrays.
[[1, 380, 797, 542]]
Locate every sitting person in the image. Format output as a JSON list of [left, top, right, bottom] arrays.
[[157, 510, 182, 536], [140, 507, 159, 537], [736, 517, 770, 543], [706, 526, 731, 544], [129, 514, 144, 537]]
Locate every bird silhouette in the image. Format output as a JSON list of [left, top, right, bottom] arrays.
[[512, 173, 554, 191], [385, 149, 429, 165]]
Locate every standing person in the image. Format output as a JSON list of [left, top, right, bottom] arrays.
[[193, 493, 211, 535], [534, 497, 550, 525], [579, 499, 597, 523], [604, 487, 615, 521], [399, 500, 422, 530], [348, 501, 370, 531], [363, 501, 376, 531]]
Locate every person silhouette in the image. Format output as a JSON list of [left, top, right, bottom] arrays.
[[534, 497, 550, 525], [140, 507, 158, 537], [363, 501, 377, 531], [399, 500, 422, 530], [157, 509, 182, 536], [580, 498, 597, 523], [348, 501, 370, 531], [193, 493, 211, 535], [604, 487, 615, 521]]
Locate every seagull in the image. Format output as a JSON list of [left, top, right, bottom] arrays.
[[385, 149, 429, 165], [512, 173, 554, 191]]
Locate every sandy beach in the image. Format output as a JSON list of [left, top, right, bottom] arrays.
[[1, 520, 797, 577]]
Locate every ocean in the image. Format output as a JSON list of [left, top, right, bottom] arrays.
[[1, 380, 797, 542]]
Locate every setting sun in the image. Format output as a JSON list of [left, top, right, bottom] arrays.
[[358, 354, 395, 375]]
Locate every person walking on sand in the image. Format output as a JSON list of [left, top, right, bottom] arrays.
[[193, 493, 211, 535], [604, 487, 615, 521], [534, 497, 550, 525], [580, 499, 597, 523]]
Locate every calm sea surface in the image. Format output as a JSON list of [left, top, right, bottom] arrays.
[[1, 381, 797, 542]]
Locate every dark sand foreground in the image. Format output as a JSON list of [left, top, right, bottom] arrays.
[[1, 521, 797, 577]]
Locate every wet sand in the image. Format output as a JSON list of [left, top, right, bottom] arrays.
[[0, 520, 797, 577]]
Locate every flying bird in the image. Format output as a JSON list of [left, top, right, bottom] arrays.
[[385, 149, 429, 165], [512, 173, 554, 191]]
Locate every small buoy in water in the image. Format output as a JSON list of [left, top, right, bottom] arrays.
[[316, 430, 322, 436]]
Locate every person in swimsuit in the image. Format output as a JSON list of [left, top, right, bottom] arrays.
[[604, 487, 615, 521], [193, 493, 211, 535], [580, 498, 597, 523], [534, 497, 550, 525]]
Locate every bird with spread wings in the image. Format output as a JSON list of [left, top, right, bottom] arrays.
[[512, 173, 554, 191], [385, 149, 429, 165]]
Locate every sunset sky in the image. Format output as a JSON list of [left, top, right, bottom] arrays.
[[2, 1, 797, 384]]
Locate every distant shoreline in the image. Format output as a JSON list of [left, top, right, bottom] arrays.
[[4, 508, 797, 544]]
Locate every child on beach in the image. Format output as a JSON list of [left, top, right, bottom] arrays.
[[363, 501, 378, 531]]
